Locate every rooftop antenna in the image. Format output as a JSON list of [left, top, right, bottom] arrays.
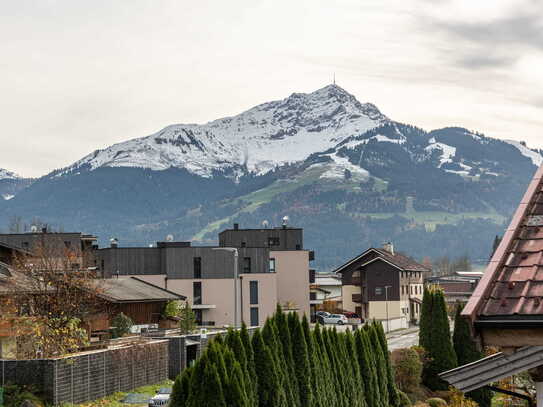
[[333, 72, 336, 85]]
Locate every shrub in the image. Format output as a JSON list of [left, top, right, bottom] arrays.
[[392, 347, 423, 395], [163, 300, 182, 318], [426, 397, 447, 407], [111, 312, 133, 338], [398, 390, 412, 407], [2, 384, 44, 407], [179, 302, 197, 334]]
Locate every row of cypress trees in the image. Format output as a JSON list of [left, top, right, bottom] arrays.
[[169, 305, 401, 407], [419, 286, 491, 407]]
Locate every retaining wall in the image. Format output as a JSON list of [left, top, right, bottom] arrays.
[[0, 340, 169, 405]]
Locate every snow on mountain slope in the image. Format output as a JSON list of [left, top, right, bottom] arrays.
[[0, 169, 20, 180], [425, 142, 457, 167], [504, 140, 543, 166], [59, 85, 389, 178]]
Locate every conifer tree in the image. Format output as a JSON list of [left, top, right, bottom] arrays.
[[222, 346, 250, 407], [354, 329, 380, 407], [291, 313, 313, 407], [419, 286, 433, 350], [225, 328, 256, 406], [422, 289, 457, 390], [368, 325, 389, 407], [276, 306, 302, 406], [453, 303, 492, 407], [302, 315, 326, 407], [187, 354, 227, 407], [313, 324, 337, 407], [374, 321, 400, 407], [251, 329, 287, 407], [344, 329, 366, 407], [170, 366, 192, 407], [240, 322, 258, 400], [262, 318, 298, 405]]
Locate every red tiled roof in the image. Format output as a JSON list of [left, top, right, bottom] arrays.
[[463, 165, 543, 322]]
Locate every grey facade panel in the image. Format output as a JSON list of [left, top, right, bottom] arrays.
[[97, 246, 272, 279], [0, 233, 83, 252], [219, 228, 303, 250]]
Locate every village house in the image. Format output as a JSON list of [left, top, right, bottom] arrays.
[[335, 242, 429, 328], [95, 223, 314, 327]]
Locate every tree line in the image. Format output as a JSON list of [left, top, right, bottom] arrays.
[[169, 306, 404, 407]]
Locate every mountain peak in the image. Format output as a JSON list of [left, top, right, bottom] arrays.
[[0, 169, 20, 180]]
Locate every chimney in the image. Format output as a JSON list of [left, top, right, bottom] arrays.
[[234, 223, 239, 230], [383, 242, 394, 255], [110, 238, 119, 249]]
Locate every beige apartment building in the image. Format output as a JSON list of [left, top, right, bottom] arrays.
[[95, 224, 314, 327]]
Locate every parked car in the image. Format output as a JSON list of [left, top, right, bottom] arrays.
[[316, 311, 331, 318], [148, 387, 172, 406], [323, 314, 348, 325]]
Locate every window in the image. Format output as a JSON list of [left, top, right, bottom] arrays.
[[250, 307, 259, 327], [193, 257, 202, 279], [267, 237, 280, 247], [250, 281, 259, 305], [375, 287, 383, 295], [269, 258, 276, 273], [101, 259, 105, 270], [193, 282, 202, 305], [310, 292, 317, 300], [241, 241, 247, 248], [64, 241, 71, 248], [295, 244, 301, 250], [194, 309, 203, 325], [243, 257, 251, 273], [401, 286, 404, 295], [22, 242, 29, 249], [309, 269, 316, 284]]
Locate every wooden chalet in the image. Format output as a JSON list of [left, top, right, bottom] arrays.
[[441, 165, 543, 406]]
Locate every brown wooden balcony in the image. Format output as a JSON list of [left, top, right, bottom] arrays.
[[352, 293, 362, 303]]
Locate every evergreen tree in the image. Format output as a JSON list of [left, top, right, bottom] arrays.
[[419, 286, 433, 350], [222, 346, 250, 407], [345, 329, 366, 407], [368, 325, 389, 407], [170, 366, 192, 407], [251, 329, 287, 407], [225, 329, 256, 406], [291, 313, 313, 407], [240, 322, 258, 401], [422, 289, 457, 390], [314, 324, 337, 407], [262, 318, 298, 405], [453, 303, 492, 407], [302, 315, 326, 407], [374, 321, 400, 407], [276, 306, 302, 406], [187, 354, 227, 407], [354, 329, 379, 407]]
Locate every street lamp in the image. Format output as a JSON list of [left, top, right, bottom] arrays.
[[385, 285, 392, 333], [213, 248, 239, 328]]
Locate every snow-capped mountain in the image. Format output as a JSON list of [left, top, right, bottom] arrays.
[[3, 84, 543, 270], [0, 168, 31, 200], [58, 85, 388, 178]]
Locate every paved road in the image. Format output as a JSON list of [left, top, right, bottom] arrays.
[[320, 324, 419, 350], [387, 329, 419, 351]]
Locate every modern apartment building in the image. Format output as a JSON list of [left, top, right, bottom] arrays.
[[335, 243, 429, 324], [95, 224, 314, 327]]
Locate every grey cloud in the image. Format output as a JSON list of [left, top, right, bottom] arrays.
[[456, 54, 518, 69]]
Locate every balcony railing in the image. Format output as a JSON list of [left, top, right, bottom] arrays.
[[352, 293, 362, 303]]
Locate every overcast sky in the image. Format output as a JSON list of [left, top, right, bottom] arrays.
[[1, 0, 542, 177]]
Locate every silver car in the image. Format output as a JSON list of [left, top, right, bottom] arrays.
[[323, 314, 348, 325]]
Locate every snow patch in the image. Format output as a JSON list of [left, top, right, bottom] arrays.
[[0, 169, 19, 181], [504, 140, 543, 167], [425, 142, 456, 167], [319, 154, 369, 181], [2, 194, 14, 200]]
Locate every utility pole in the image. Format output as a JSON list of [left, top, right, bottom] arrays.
[[385, 285, 392, 333]]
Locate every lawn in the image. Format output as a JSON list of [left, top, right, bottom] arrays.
[[64, 380, 173, 407]]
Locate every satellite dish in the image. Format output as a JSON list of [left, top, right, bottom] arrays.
[[282, 216, 290, 226], [30, 225, 38, 233], [262, 220, 269, 228], [166, 234, 174, 242]]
